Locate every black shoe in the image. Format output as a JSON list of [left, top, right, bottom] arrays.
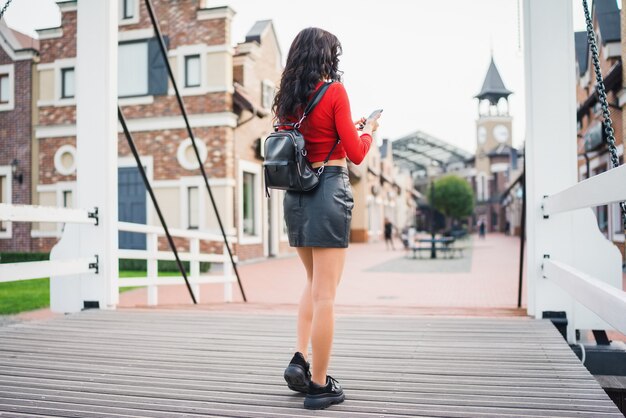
[[284, 352, 311, 393], [304, 375, 345, 410]]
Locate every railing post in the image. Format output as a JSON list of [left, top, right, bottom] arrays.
[[147, 232, 158, 306], [524, 0, 578, 340], [190, 238, 201, 303], [223, 243, 233, 302], [523, 0, 622, 342], [49, 0, 118, 313]]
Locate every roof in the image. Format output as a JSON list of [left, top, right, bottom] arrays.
[[487, 143, 520, 158], [474, 57, 512, 104], [245, 20, 273, 43], [594, 0, 621, 44], [0, 21, 39, 55], [10, 28, 39, 50], [233, 83, 269, 118], [391, 131, 473, 172], [574, 31, 589, 76], [239, 20, 282, 62]]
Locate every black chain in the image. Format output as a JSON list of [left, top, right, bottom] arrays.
[[583, 0, 626, 231], [0, 0, 13, 21]]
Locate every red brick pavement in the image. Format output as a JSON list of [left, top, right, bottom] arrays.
[[118, 233, 528, 312]]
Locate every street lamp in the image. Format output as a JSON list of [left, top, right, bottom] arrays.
[[11, 159, 23, 184], [430, 179, 436, 259]]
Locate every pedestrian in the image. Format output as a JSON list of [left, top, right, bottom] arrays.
[[274, 27, 380, 410], [478, 218, 486, 239], [384, 217, 396, 250]]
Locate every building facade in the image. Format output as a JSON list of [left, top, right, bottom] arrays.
[[575, 0, 624, 258], [350, 137, 417, 243], [30, 0, 285, 261], [0, 21, 39, 252], [1, 0, 420, 256]]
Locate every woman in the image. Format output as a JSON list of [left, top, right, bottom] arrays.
[[273, 27, 380, 410]]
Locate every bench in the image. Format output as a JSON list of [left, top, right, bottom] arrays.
[[407, 244, 466, 259]]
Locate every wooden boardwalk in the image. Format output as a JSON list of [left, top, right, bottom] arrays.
[[0, 309, 621, 417]]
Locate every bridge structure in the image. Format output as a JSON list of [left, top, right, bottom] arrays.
[[0, 1, 625, 416]]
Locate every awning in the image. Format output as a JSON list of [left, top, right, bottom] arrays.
[[233, 83, 269, 118]]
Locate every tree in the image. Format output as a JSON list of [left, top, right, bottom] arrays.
[[428, 175, 475, 222]]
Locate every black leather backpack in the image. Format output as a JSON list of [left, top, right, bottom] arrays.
[[263, 82, 340, 198]]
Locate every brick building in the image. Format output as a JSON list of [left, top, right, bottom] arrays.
[[574, 0, 624, 256], [31, 0, 284, 261], [0, 21, 39, 252], [2, 0, 420, 257]]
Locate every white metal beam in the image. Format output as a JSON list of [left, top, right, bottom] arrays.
[[0, 258, 96, 283], [543, 164, 626, 216], [544, 259, 626, 335], [0, 204, 96, 224]]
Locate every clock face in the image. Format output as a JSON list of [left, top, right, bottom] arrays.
[[493, 124, 510, 143], [477, 126, 487, 144]]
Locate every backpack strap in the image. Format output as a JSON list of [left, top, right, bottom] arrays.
[[316, 138, 341, 176], [294, 82, 334, 128]]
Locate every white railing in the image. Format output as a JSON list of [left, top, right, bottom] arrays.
[[0, 203, 97, 224], [0, 204, 99, 282], [117, 221, 237, 304], [542, 169, 626, 335], [543, 260, 626, 333], [542, 164, 626, 215]]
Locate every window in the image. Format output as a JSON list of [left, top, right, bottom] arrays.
[[123, 0, 135, 19], [187, 186, 199, 229], [118, 41, 148, 97], [0, 174, 6, 232], [185, 55, 201, 88], [62, 190, 73, 208], [242, 172, 256, 236], [611, 203, 624, 236], [262, 80, 275, 109], [0, 74, 9, 103], [61, 68, 75, 99]]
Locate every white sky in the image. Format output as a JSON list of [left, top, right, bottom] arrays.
[[3, 0, 595, 153]]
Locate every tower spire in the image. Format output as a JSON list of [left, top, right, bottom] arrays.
[[474, 56, 513, 106]]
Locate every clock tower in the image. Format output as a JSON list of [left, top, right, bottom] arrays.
[[474, 56, 513, 202]]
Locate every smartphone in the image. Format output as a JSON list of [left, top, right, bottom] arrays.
[[367, 109, 383, 121], [358, 109, 383, 130]]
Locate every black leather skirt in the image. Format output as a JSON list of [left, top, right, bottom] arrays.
[[283, 166, 354, 248]]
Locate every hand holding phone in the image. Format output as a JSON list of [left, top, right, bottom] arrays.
[[358, 109, 383, 130]]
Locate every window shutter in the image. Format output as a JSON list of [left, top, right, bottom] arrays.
[[147, 36, 170, 96]]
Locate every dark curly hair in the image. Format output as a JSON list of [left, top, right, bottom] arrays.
[[273, 27, 343, 122]]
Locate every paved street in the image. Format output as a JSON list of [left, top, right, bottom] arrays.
[[119, 233, 527, 313]]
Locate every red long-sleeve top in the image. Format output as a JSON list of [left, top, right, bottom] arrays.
[[293, 81, 372, 165]]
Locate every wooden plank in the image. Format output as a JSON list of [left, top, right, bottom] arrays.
[[0, 310, 621, 417], [0, 384, 620, 417]]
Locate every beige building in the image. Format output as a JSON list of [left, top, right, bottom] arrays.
[[350, 137, 417, 242], [29, 1, 285, 261]]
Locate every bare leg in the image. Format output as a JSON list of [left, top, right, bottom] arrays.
[[296, 247, 314, 359], [310, 247, 346, 385]]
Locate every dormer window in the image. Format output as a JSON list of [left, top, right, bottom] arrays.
[[0, 74, 9, 104]]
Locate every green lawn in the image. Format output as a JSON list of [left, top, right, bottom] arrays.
[[0, 271, 181, 315]]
